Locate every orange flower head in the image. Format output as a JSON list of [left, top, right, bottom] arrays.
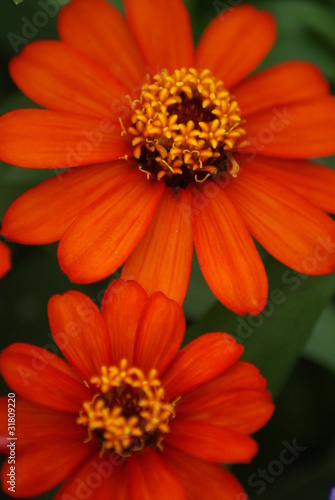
[[1, 0, 335, 314], [0, 280, 274, 499]]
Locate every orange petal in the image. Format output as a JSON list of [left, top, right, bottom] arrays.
[[162, 333, 243, 401], [0, 343, 92, 412], [166, 419, 258, 463], [124, 0, 194, 72], [0, 109, 132, 168], [55, 451, 129, 500], [0, 398, 8, 436], [101, 280, 148, 365], [244, 155, 335, 214], [122, 187, 193, 305], [164, 447, 245, 500], [58, 173, 165, 283], [10, 41, 128, 117], [175, 362, 272, 438], [0, 241, 11, 278], [128, 448, 186, 500], [58, 0, 146, 89], [245, 96, 335, 158], [189, 181, 268, 315], [196, 5, 276, 89], [178, 388, 274, 435], [226, 167, 335, 275], [0, 398, 84, 442], [0, 435, 94, 498], [234, 61, 329, 116], [133, 292, 185, 377], [48, 291, 113, 382], [190, 361, 268, 393], [1, 161, 133, 244]]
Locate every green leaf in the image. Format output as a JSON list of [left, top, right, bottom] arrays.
[[233, 358, 335, 499], [249, 0, 335, 84], [303, 302, 335, 374], [183, 253, 216, 321], [184, 255, 335, 398]]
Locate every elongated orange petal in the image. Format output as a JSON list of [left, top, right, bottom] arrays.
[[164, 447, 245, 500], [189, 181, 268, 315], [162, 333, 243, 401], [101, 280, 148, 365], [245, 96, 335, 158], [10, 41, 128, 117], [0, 398, 7, 437], [245, 156, 335, 214], [234, 61, 329, 116], [196, 5, 276, 89], [58, 0, 146, 89], [178, 388, 274, 435], [122, 187, 193, 305], [0, 241, 11, 278], [128, 448, 186, 500], [0, 398, 84, 442], [1, 161, 133, 244], [0, 436, 95, 498], [0, 110, 132, 168], [178, 362, 273, 432], [0, 344, 92, 412], [133, 292, 185, 377], [179, 362, 268, 409], [226, 167, 335, 275], [124, 0, 194, 72], [58, 173, 165, 283], [55, 451, 129, 500], [48, 291, 112, 382], [207, 361, 268, 392], [166, 419, 258, 463]]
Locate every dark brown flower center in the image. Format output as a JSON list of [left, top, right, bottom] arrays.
[[77, 359, 176, 457], [124, 68, 248, 188]]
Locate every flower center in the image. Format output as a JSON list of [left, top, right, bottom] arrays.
[[77, 359, 177, 457], [124, 68, 248, 188]]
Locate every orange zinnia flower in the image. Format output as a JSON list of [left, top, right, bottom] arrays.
[[0, 280, 274, 499], [1, 0, 335, 314], [0, 241, 11, 279]]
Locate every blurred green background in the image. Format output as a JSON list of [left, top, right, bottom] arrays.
[[1, 0, 335, 498]]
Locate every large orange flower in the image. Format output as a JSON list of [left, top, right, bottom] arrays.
[[0, 241, 11, 279], [0, 280, 274, 499], [1, 0, 335, 314]]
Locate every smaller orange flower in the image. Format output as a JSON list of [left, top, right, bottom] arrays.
[[0, 280, 274, 499], [0, 241, 11, 279]]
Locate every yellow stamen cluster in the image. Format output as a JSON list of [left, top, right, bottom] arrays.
[[126, 68, 248, 185], [77, 359, 176, 456]]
